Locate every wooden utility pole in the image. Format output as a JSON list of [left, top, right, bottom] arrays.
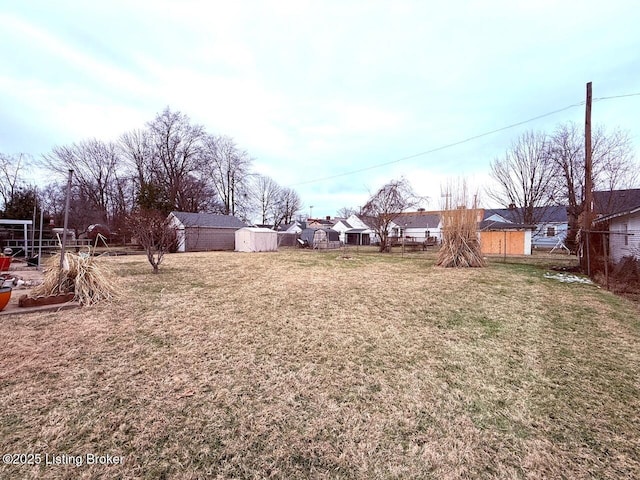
[[583, 82, 593, 275]]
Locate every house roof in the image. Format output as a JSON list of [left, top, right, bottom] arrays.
[[351, 214, 377, 229], [170, 211, 247, 229], [593, 188, 640, 216], [483, 206, 568, 224], [595, 205, 640, 223], [479, 220, 535, 231], [336, 220, 353, 228], [392, 214, 440, 229]]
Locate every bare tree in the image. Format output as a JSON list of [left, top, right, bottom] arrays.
[[146, 107, 208, 212], [361, 178, 422, 252], [486, 131, 557, 225], [250, 175, 281, 225], [0, 153, 29, 211], [119, 128, 156, 189], [276, 187, 302, 227], [129, 209, 177, 274], [38, 181, 66, 225], [43, 139, 121, 224], [204, 135, 252, 218], [550, 122, 638, 251], [336, 206, 358, 218]]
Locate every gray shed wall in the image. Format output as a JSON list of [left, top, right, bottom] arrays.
[[185, 227, 236, 251]]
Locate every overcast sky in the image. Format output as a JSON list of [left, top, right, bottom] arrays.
[[1, 0, 639, 218]]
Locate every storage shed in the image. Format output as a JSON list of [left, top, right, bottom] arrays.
[[479, 220, 534, 256], [235, 227, 278, 252], [300, 228, 341, 249], [169, 211, 247, 252]]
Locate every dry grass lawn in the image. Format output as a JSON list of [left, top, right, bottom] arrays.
[[1, 249, 639, 479]]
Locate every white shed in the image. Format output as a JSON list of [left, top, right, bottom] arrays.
[[235, 227, 278, 252]]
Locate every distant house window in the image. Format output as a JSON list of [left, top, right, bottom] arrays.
[[624, 223, 629, 246], [425, 230, 430, 239], [546, 226, 556, 237]]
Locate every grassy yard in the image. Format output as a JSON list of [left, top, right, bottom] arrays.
[[1, 249, 639, 479]]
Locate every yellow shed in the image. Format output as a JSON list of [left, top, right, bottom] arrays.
[[479, 220, 533, 256]]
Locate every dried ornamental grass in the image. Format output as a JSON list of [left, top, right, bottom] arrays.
[[29, 253, 118, 305], [437, 208, 486, 268]]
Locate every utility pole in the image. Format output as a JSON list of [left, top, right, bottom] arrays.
[[583, 82, 593, 275]]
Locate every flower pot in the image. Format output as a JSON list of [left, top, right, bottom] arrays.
[[0, 286, 11, 311]]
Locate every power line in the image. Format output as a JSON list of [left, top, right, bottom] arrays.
[[290, 92, 640, 188], [593, 92, 640, 101]]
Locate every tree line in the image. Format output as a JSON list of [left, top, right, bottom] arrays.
[[0, 107, 301, 238]]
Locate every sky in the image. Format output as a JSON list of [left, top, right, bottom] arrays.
[[1, 0, 639, 219]]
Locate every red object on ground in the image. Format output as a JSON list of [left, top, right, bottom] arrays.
[[0, 256, 11, 271], [0, 286, 11, 311]]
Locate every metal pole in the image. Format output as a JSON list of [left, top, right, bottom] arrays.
[[30, 203, 36, 258], [59, 169, 73, 290], [38, 209, 44, 270]]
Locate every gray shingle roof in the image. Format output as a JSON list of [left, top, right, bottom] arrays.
[[394, 214, 440, 229], [593, 189, 640, 216], [479, 220, 535, 231], [171, 211, 247, 229], [484, 206, 568, 224]]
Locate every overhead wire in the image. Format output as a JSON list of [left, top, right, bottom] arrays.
[[289, 92, 640, 188]]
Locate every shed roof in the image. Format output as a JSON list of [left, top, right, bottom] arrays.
[[170, 211, 247, 229], [237, 227, 277, 233]]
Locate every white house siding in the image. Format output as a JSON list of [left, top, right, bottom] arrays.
[[332, 221, 350, 244], [532, 222, 568, 248], [345, 214, 379, 244], [609, 212, 640, 263]]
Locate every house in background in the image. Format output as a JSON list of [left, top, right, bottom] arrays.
[[276, 220, 305, 247], [300, 228, 341, 249], [389, 213, 442, 245], [344, 214, 379, 245], [333, 218, 373, 245], [169, 211, 247, 252], [484, 206, 568, 250], [307, 217, 334, 229], [279, 220, 305, 234]]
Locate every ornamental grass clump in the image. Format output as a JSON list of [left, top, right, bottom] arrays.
[[436, 181, 486, 268], [437, 208, 486, 267], [29, 253, 118, 305]]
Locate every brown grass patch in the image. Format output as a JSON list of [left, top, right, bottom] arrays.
[[1, 249, 639, 479]]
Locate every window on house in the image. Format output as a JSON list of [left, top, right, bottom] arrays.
[[546, 226, 555, 237], [425, 230, 430, 240], [624, 223, 629, 246]]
